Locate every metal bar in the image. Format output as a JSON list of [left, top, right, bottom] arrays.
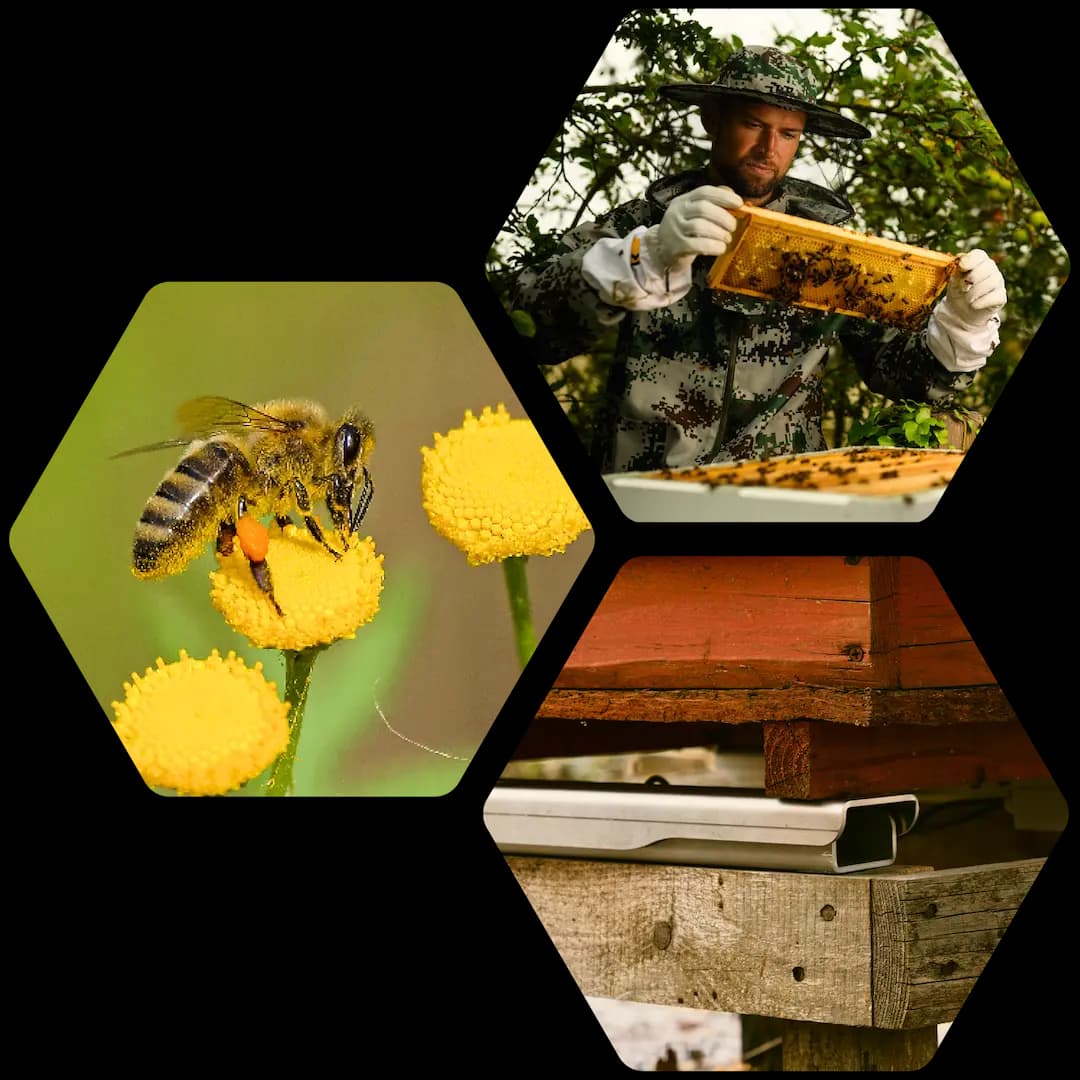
[[485, 781, 918, 874]]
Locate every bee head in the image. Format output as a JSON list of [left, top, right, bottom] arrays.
[[330, 410, 375, 535], [333, 411, 375, 473]]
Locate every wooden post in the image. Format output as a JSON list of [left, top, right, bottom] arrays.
[[504, 857, 1045, 1050], [772, 1020, 938, 1071], [763, 719, 1049, 798]]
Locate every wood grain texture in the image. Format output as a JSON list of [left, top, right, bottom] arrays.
[[863, 686, 1017, 727], [868, 558, 901, 688], [554, 556, 998, 695], [777, 1021, 938, 1070], [556, 556, 882, 691], [531, 684, 1016, 734], [537, 686, 878, 725], [763, 720, 1048, 799], [504, 858, 1041, 1032], [870, 859, 1044, 1029], [873, 559, 993, 689], [897, 641, 997, 690], [896, 558, 974, 647], [506, 856, 879, 1027]]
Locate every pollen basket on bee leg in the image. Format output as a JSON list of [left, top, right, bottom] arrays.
[[236, 515, 271, 563]]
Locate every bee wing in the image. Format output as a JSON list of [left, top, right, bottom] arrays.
[[110, 438, 195, 460], [174, 396, 304, 437], [111, 397, 302, 460]]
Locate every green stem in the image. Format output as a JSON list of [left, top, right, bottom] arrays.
[[264, 645, 323, 796], [502, 555, 537, 669]]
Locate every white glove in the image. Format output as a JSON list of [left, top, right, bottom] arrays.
[[580, 185, 744, 312], [643, 185, 745, 275], [926, 249, 1006, 372]]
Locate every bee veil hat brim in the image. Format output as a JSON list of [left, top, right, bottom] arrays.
[[659, 44, 871, 141]]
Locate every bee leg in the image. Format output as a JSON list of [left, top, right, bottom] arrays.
[[217, 520, 237, 556], [275, 515, 291, 531], [229, 497, 284, 615], [248, 558, 284, 617], [291, 477, 344, 559], [303, 514, 344, 560], [350, 467, 374, 533]]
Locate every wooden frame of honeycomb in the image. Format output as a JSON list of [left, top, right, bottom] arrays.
[[707, 206, 957, 330]]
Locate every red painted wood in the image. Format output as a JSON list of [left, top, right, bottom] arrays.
[[895, 559, 996, 687], [534, 685, 1016, 729], [555, 556, 997, 694], [763, 720, 1049, 799], [557, 555, 882, 689]]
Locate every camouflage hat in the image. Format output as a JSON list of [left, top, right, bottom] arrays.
[[659, 44, 871, 140]]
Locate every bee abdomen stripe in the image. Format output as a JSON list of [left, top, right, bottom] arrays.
[[149, 481, 212, 522], [135, 520, 176, 542], [137, 503, 177, 529], [175, 454, 224, 483], [133, 537, 170, 573]]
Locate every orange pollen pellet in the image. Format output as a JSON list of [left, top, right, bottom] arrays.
[[236, 515, 270, 562]]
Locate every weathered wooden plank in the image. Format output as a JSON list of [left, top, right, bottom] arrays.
[[537, 686, 876, 725], [776, 1019, 938, 1071], [903, 952, 989, 983], [506, 856, 879, 1027], [531, 685, 1016, 736], [865, 686, 1017, 726], [555, 653, 880, 693], [896, 898, 1028, 932], [870, 859, 1044, 1029], [503, 857, 1040, 1036], [763, 720, 1048, 799]]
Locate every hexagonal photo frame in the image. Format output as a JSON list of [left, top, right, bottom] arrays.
[[485, 554, 1066, 1070], [486, 8, 1067, 522], [10, 282, 593, 797]]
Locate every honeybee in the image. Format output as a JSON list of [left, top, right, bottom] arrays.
[[117, 396, 375, 615]]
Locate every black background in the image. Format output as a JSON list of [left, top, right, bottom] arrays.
[[14, 5, 1073, 1071]]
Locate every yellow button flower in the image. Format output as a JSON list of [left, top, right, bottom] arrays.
[[111, 649, 290, 796], [209, 524, 384, 651], [421, 404, 590, 566]]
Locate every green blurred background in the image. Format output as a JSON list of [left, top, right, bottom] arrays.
[[10, 282, 594, 796]]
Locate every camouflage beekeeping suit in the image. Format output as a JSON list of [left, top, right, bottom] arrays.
[[510, 44, 991, 473], [512, 168, 980, 473]]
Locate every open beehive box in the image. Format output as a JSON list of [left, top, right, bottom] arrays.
[[648, 446, 963, 495], [707, 206, 956, 330]]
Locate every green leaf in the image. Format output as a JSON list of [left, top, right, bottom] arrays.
[[510, 309, 537, 338], [909, 146, 935, 170]]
